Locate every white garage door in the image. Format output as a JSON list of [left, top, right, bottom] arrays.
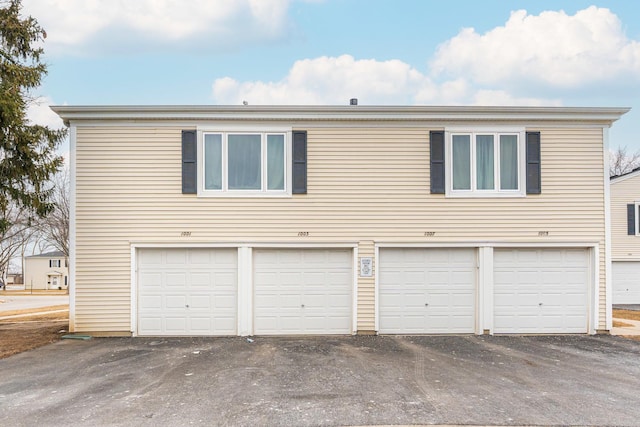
[[378, 248, 477, 334], [137, 248, 237, 336], [253, 249, 352, 335], [613, 261, 640, 304], [494, 248, 589, 334]]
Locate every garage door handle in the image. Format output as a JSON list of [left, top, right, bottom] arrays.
[[301, 304, 305, 308], [425, 303, 429, 307], [186, 304, 189, 308], [538, 303, 543, 306]]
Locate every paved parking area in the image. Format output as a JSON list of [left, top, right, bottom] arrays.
[[0, 294, 68, 312], [1, 335, 639, 426]]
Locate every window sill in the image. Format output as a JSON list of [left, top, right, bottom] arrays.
[[445, 191, 526, 198], [197, 191, 292, 198]]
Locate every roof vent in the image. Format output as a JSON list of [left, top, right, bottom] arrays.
[[350, 98, 358, 106]]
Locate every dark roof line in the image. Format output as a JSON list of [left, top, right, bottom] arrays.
[[25, 250, 67, 258]]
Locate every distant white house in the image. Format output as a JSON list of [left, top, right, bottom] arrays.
[[610, 167, 640, 304], [24, 251, 69, 291]]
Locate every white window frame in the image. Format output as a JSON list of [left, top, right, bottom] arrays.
[[445, 127, 526, 198], [50, 259, 61, 268], [197, 128, 292, 197]]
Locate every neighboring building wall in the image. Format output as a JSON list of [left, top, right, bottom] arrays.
[[73, 124, 607, 334], [24, 256, 69, 290], [611, 172, 640, 261]]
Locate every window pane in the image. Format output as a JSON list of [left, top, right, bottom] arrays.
[[452, 135, 471, 190], [204, 134, 222, 190], [228, 134, 261, 190], [267, 134, 285, 190], [500, 135, 518, 190], [476, 135, 494, 190]]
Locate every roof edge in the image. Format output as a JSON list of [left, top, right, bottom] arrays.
[[51, 105, 631, 126], [611, 166, 640, 183]]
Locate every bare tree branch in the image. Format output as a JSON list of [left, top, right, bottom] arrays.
[[610, 146, 640, 177], [36, 168, 69, 256], [0, 201, 35, 284]]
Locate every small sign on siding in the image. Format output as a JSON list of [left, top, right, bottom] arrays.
[[360, 257, 373, 277]]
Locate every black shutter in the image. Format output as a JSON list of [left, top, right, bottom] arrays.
[[292, 131, 307, 194], [526, 131, 541, 194], [430, 131, 445, 194], [182, 130, 197, 194], [49, 260, 52, 268], [628, 204, 636, 235]]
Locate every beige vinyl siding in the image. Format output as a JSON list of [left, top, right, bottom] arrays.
[[74, 125, 607, 333], [611, 174, 640, 260]]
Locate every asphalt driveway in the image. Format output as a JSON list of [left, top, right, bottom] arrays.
[[1, 335, 639, 427]]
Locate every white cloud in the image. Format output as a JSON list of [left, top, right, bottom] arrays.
[[27, 97, 65, 129], [212, 54, 558, 106], [430, 6, 640, 87], [213, 55, 437, 105], [471, 90, 561, 106], [26, 97, 69, 162], [22, 0, 292, 54]]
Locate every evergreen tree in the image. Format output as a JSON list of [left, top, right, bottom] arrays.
[[0, 0, 65, 233]]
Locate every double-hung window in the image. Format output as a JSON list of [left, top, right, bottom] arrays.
[[447, 129, 525, 197], [200, 131, 289, 196]]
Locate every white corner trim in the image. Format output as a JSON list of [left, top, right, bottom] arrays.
[[352, 247, 359, 335], [592, 245, 600, 335], [237, 246, 253, 336], [68, 124, 77, 332], [130, 246, 137, 336], [477, 247, 494, 335], [603, 128, 613, 332], [374, 245, 380, 333]]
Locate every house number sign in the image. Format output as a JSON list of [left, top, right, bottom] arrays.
[[360, 257, 373, 277]]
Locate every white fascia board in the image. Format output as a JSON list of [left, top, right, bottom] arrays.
[[50, 105, 631, 127]]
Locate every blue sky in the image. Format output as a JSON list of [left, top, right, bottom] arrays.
[[21, 0, 640, 153]]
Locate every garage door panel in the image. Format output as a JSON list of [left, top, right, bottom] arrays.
[[613, 262, 640, 304], [214, 295, 236, 309], [165, 273, 187, 287], [188, 295, 212, 309], [253, 249, 352, 335], [164, 317, 187, 332], [138, 248, 238, 336], [190, 273, 214, 287], [139, 317, 161, 334], [164, 249, 188, 265], [379, 248, 476, 334], [189, 317, 212, 331], [494, 248, 588, 334], [164, 295, 187, 309], [143, 297, 162, 310]]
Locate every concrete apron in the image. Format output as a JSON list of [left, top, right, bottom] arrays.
[[611, 318, 640, 336]]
